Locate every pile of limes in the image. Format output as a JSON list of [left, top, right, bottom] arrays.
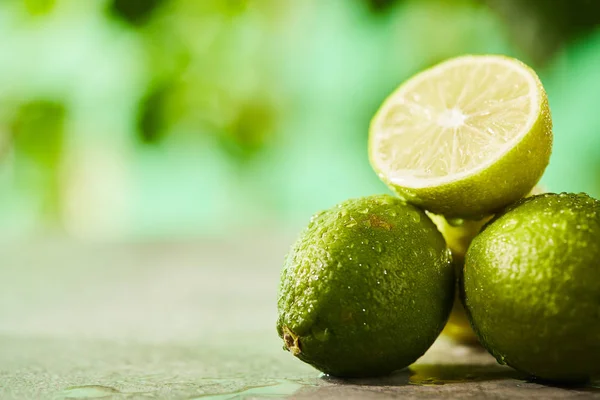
[[277, 55, 600, 383]]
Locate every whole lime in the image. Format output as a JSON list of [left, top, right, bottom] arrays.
[[277, 195, 455, 377], [434, 185, 545, 343], [464, 192, 600, 383]]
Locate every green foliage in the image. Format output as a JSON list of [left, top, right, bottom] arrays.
[[23, 0, 55, 16], [0, 0, 599, 238], [108, 0, 166, 26], [10, 100, 65, 223]]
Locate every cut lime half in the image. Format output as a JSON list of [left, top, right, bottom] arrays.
[[369, 55, 552, 218]]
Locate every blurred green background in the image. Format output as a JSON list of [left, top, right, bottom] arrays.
[[1, 0, 600, 241]]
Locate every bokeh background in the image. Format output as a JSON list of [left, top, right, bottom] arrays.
[[2, 0, 600, 241]]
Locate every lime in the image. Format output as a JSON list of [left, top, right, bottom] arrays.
[[464, 192, 600, 383], [369, 55, 552, 219], [434, 186, 546, 343], [276, 195, 455, 377]]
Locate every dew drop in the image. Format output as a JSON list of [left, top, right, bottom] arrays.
[[447, 218, 465, 227], [58, 386, 120, 399], [408, 210, 421, 223], [311, 326, 330, 342], [502, 219, 519, 232]]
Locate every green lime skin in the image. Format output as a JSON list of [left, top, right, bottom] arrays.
[[276, 194, 455, 378], [463, 193, 600, 383]]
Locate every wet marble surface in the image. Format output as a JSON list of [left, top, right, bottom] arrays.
[[0, 238, 597, 399]]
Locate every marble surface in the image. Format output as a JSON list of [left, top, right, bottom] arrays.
[[0, 238, 598, 399]]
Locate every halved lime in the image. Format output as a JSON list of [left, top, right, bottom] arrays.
[[369, 55, 552, 218]]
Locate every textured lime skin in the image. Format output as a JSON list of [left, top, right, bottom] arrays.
[[369, 55, 553, 219], [276, 195, 455, 377], [464, 193, 600, 383]]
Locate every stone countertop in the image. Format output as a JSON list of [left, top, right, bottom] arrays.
[[0, 238, 598, 399]]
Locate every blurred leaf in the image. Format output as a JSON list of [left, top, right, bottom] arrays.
[[23, 0, 56, 16], [217, 99, 276, 164], [484, 0, 600, 65], [362, 0, 402, 14], [137, 83, 170, 144], [108, 0, 167, 26], [11, 100, 66, 222], [12, 100, 65, 167]]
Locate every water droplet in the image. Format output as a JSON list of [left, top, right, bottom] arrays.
[[383, 270, 388, 275], [408, 210, 421, 223], [311, 326, 330, 342], [58, 386, 120, 398], [362, 308, 366, 312], [447, 218, 465, 227], [502, 219, 519, 232], [403, 189, 417, 199], [376, 281, 380, 285], [189, 380, 305, 399]]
